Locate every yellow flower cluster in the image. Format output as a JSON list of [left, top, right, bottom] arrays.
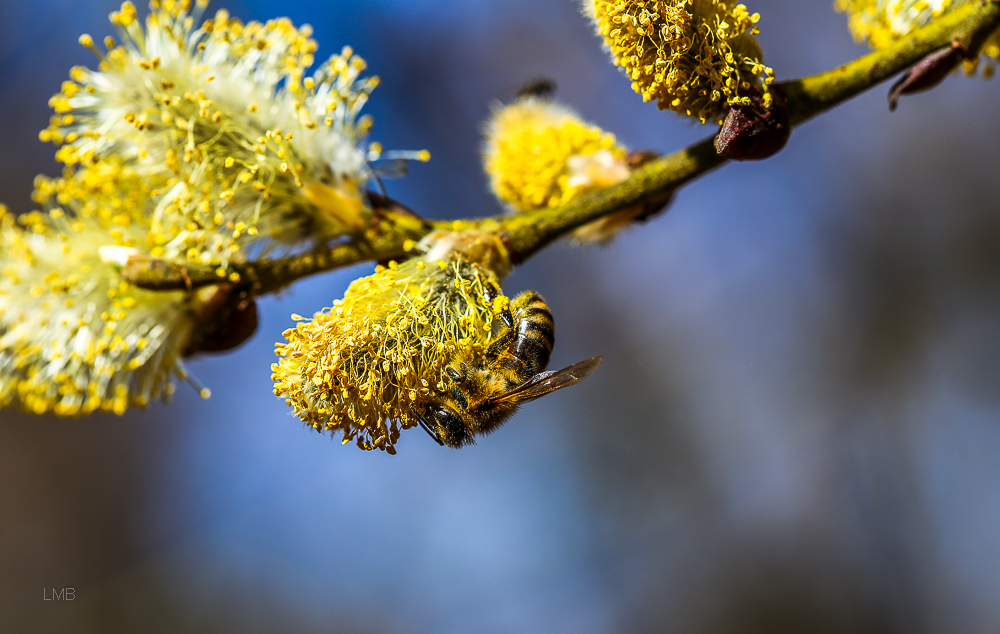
[[484, 97, 627, 210], [0, 167, 213, 416], [588, 0, 774, 123], [41, 0, 426, 271], [272, 232, 512, 453], [0, 0, 430, 417], [835, 0, 1000, 73], [482, 96, 643, 243]]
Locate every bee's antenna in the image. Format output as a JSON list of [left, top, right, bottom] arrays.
[[410, 405, 444, 446]]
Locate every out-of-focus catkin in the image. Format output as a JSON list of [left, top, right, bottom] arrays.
[[483, 97, 648, 243], [0, 167, 218, 416], [42, 0, 428, 272]]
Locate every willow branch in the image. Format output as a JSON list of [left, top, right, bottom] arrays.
[[782, 1, 1000, 124], [123, 207, 431, 293], [498, 0, 1000, 262], [123, 1, 1000, 292], [248, 206, 432, 295]]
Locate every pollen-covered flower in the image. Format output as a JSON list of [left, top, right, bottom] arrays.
[[484, 97, 628, 210], [0, 195, 211, 416], [586, 0, 774, 123], [835, 0, 1000, 73], [272, 232, 512, 453], [42, 0, 427, 270], [483, 96, 646, 243]]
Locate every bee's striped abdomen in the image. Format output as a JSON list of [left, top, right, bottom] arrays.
[[511, 291, 554, 378]]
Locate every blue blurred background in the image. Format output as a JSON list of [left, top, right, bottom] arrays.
[[2, 1, 1000, 632]]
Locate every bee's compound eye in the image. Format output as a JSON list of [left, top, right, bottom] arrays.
[[445, 366, 464, 382], [433, 408, 473, 447]]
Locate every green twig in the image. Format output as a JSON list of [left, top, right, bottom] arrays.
[[123, 208, 430, 293]]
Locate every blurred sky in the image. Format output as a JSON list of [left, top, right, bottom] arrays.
[[2, 1, 1000, 633]]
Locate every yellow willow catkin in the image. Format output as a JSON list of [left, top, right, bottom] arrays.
[[42, 0, 428, 271], [586, 0, 774, 123], [0, 174, 217, 416], [482, 96, 642, 243]]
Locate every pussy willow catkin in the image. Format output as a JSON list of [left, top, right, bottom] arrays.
[[483, 96, 642, 243], [586, 0, 774, 123], [43, 0, 427, 271]]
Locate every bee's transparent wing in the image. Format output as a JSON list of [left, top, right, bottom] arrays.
[[489, 357, 602, 405]]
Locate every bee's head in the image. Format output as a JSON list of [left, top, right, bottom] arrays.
[[417, 359, 516, 448], [429, 406, 475, 448]]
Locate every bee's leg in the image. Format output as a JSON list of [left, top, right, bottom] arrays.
[[482, 279, 514, 326], [486, 323, 515, 360], [410, 405, 444, 446], [481, 278, 501, 300], [418, 418, 445, 446], [485, 283, 516, 360]]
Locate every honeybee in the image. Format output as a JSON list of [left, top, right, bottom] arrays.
[[411, 289, 602, 448], [273, 230, 601, 452]]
